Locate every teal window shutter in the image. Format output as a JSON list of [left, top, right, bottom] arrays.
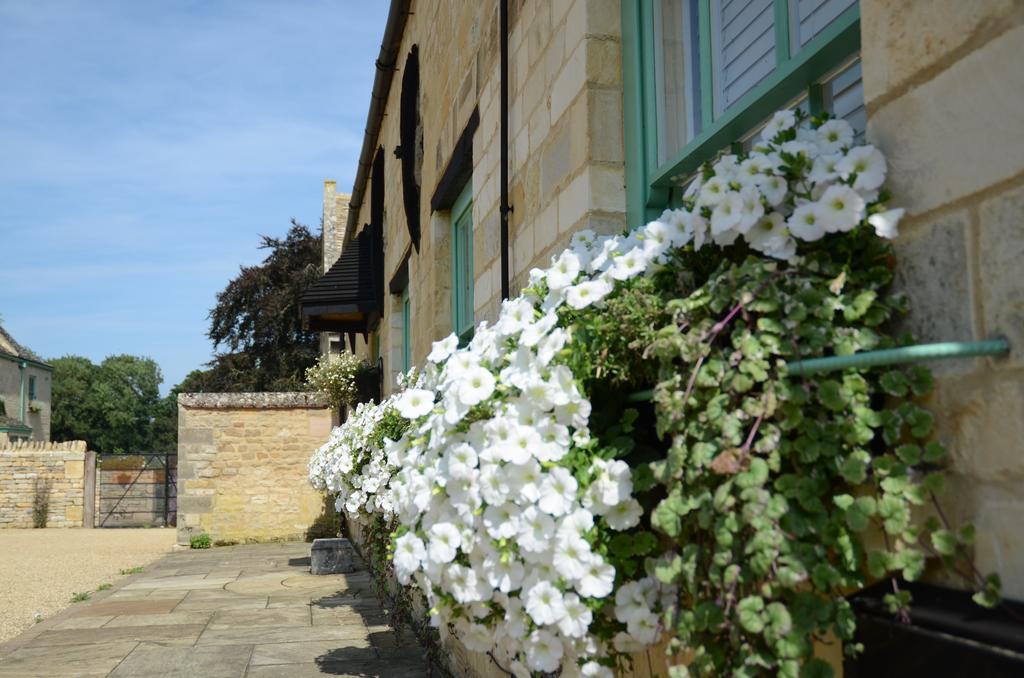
[[451, 182, 474, 342], [402, 286, 411, 372]]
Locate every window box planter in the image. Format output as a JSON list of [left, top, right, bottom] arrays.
[[846, 581, 1024, 676]]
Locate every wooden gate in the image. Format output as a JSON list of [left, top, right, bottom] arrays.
[[97, 453, 177, 527]]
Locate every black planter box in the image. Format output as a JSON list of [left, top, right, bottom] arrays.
[[845, 581, 1024, 677]]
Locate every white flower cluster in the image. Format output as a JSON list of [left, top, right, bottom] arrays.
[[678, 110, 903, 261], [374, 213, 707, 675], [308, 397, 401, 517], [308, 113, 899, 675]]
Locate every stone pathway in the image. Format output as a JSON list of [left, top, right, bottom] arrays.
[[0, 542, 429, 677]]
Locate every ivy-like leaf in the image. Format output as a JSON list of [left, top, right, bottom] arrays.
[[817, 380, 847, 412], [736, 596, 766, 633], [931, 529, 957, 556]]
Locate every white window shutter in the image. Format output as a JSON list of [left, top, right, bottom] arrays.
[[712, 0, 777, 116]]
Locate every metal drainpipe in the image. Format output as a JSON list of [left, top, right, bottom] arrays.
[[499, 0, 511, 300], [18, 360, 26, 422]]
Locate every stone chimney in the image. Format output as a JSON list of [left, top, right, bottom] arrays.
[[322, 181, 351, 270]]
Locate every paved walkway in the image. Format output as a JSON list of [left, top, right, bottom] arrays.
[[0, 542, 428, 677]]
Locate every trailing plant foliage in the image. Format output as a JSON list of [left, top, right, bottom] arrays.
[[306, 352, 374, 409], [309, 112, 999, 677]]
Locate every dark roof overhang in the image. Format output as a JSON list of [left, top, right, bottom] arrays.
[[301, 220, 385, 347]]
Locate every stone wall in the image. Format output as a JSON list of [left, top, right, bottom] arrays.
[[176, 392, 333, 545], [342, 0, 626, 397], [861, 0, 1024, 599], [0, 440, 88, 528]]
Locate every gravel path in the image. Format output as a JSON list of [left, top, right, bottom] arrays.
[[0, 528, 175, 643]]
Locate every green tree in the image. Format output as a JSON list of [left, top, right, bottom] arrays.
[[50, 354, 166, 453], [50, 355, 100, 447], [188, 220, 321, 392]]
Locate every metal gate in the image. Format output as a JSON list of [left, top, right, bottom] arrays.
[[97, 453, 177, 527]]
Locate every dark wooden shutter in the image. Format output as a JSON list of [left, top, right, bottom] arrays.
[[398, 45, 422, 252]]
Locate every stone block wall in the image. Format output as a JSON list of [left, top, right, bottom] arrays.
[[861, 0, 1024, 599], [176, 392, 333, 545], [0, 440, 88, 528], [341, 0, 626, 397]]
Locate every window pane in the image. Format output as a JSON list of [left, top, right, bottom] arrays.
[[789, 0, 857, 53], [823, 59, 865, 139], [655, 0, 702, 164], [712, 0, 776, 116]]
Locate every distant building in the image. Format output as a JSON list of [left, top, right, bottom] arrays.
[[0, 325, 52, 442]]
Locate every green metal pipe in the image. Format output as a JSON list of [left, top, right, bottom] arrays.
[[626, 339, 1010, 402], [786, 339, 1009, 376]]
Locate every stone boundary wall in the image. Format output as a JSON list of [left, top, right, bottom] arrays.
[[0, 440, 89, 528], [176, 392, 333, 545]]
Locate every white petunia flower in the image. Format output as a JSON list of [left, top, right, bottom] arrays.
[[547, 250, 582, 290], [838, 144, 886, 191], [393, 532, 426, 584], [427, 522, 461, 564], [524, 580, 567, 625], [565, 278, 613, 310], [518, 506, 556, 553], [525, 628, 564, 673], [868, 208, 905, 239], [605, 498, 643, 530], [538, 467, 579, 516], [456, 366, 496, 407], [710, 191, 744, 236], [395, 389, 435, 419], [576, 554, 615, 598], [761, 109, 797, 142], [787, 202, 827, 242], [427, 334, 459, 364], [816, 118, 854, 154], [483, 502, 521, 540], [818, 184, 866, 233], [558, 593, 594, 638]]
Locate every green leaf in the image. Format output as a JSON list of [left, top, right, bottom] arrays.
[[800, 658, 835, 678], [610, 533, 634, 557], [693, 601, 725, 631], [906, 365, 934, 395], [818, 380, 847, 412], [931, 529, 957, 556], [737, 458, 769, 489], [879, 370, 909, 397], [839, 450, 871, 484], [895, 444, 921, 465], [654, 553, 684, 584], [736, 596, 766, 633], [867, 551, 891, 577], [845, 497, 875, 532], [766, 602, 793, 637], [632, 531, 659, 555], [922, 441, 946, 463], [843, 290, 877, 321]]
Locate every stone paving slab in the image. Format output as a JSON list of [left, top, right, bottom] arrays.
[[0, 542, 429, 677], [0, 641, 139, 677], [108, 643, 252, 678]]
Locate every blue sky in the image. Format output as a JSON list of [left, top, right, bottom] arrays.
[[0, 1, 388, 393]]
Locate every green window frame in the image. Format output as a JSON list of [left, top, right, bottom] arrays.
[[402, 286, 411, 372], [28, 375, 36, 401], [451, 181, 474, 342], [623, 0, 861, 225]]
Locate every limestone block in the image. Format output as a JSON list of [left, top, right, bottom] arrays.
[[860, 0, 1020, 106], [890, 211, 977, 371], [585, 37, 621, 88], [867, 23, 1024, 216], [65, 505, 82, 523], [936, 372, 1024, 485], [558, 169, 589, 233], [550, 42, 584, 124], [589, 89, 624, 165], [541, 126, 572, 196], [978, 183, 1024, 366]]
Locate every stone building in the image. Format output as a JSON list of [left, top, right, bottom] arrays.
[[0, 324, 51, 442], [302, 0, 1024, 608]]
